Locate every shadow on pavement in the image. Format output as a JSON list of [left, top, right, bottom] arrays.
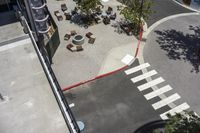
[[155, 25, 200, 73], [134, 120, 167, 133], [0, 11, 18, 26]]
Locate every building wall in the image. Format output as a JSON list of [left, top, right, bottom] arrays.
[[0, 0, 10, 5]]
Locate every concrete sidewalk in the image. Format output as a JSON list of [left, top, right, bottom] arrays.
[[0, 22, 27, 44], [47, 0, 139, 88], [48, 0, 192, 89], [0, 37, 69, 133]]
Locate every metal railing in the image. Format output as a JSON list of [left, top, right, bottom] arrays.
[[21, 16, 80, 133]]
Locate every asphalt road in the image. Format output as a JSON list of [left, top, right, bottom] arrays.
[[144, 15, 200, 115], [147, 0, 193, 26], [64, 59, 169, 133]]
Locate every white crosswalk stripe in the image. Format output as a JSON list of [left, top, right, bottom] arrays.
[[126, 62, 193, 119], [152, 93, 181, 110], [138, 77, 165, 91], [160, 103, 190, 120], [144, 85, 173, 100], [131, 70, 157, 83], [125, 63, 150, 75]]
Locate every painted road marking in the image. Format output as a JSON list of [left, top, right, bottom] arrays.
[[69, 103, 75, 108], [125, 63, 150, 75], [121, 54, 135, 65], [138, 77, 165, 91], [144, 85, 173, 100], [160, 103, 190, 120], [152, 93, 181, 110], [0, 38, 31, 52], [131, 70, 157, 83]]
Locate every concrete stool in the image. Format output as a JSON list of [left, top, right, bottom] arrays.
[[76, 45, 83, 51], [88, 35, 96, 44], [64, 33, 71, 40], [85, 32, 93, 38], [71, 30, 77, 36]]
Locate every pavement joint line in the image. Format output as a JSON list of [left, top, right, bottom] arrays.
[[131, 70, 157, 83], [144, 85, 173, 100], [137, 77, 165, 91], [152, 93, 181, 110], [0, 38, 31, 52], [0, 35, 29, 47], [160, 102, 190, 120], [125, 63, 150, 75]]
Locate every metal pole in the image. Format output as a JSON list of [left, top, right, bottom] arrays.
[[22, 17, 80, 133], [24, 0, 38, 41]]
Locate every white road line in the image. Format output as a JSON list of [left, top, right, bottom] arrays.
[[152, 93, 181, 110], [172, 0, 200, 12], [121, 54, 135, 65], [0, 38, 31, 52], [69, 103, 75, 108], [160, 103, 190, 120], [144, 85, 173, 100], [125, 63, 150, 75], [138, 77, 165, 91], [146, 13, 199, 36], [131, 70, 157, 83]]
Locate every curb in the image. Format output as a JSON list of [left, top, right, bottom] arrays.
[[62, 28, 144, 92], [62, 65, 128, 91], [172, 0, 200, 12], [139, 12, 200, 113], [146, 12, 199, 37]]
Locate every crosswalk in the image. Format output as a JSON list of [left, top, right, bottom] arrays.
[[125, 62, 191, 120], [144, 85, 173, 100], [125, 63, 150, 75], [160, 103, 190, 120], [138, 77, 165, 91], [152, 93, 181, 110], [131, 70, 157, 83]]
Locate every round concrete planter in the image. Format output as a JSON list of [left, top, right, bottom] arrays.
[[72, 34, 85, 45]]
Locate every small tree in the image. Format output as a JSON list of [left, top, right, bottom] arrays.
[[164, 111, 200, 133], [76, 0, 102, 25], [182, 0, 191, 5], [77, 0, 102, 15], [120, 0, 153, 34]]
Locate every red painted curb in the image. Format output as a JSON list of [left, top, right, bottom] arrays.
[[62, 27, 144, 92], [62, 65, 128, 91], [135, 27, 144, 58]]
